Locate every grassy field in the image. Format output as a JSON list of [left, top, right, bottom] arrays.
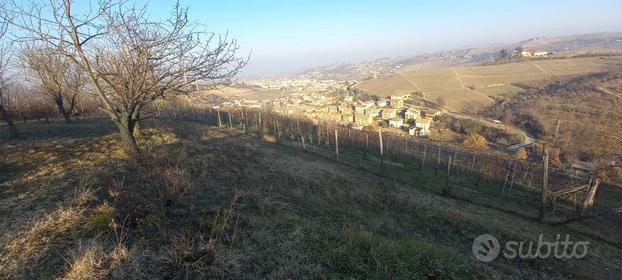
[[357, 56, 622, 112], [1, 119, 622, 279]]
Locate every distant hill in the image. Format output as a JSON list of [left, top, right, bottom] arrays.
[[356, 56, 622, 113], [296, 32, 622, 81]]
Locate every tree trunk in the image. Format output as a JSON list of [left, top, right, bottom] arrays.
[[6, 119, 18, 138], [0, 106, 18, 138], [115, 115, 140, 156], [62, 112, 72, 123], [55, 98, 72, 123]]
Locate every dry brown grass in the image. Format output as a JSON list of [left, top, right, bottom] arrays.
[[2, 119, 622, 279], [0, 180, 96, 279]]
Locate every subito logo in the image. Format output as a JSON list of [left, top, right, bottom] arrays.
[[472, 234, 500, 262]]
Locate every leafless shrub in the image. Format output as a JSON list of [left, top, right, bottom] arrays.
[[140, 149, 196, 206], [112, 145, 196, 235]]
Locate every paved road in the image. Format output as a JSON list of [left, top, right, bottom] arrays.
[[440, 110, 535, 151]]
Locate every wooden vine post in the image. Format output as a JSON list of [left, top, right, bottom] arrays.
[[217, 109, 222, 127], [239, 109, 244, 126], [403, 141, 407, 168], [540, 144, 549, 222], [435, 145, 442, 176], [275, 119, 281, 143], [228, 111, 233, 129], [444, 156, 453, 196], [509, 161, 518, 194], [581, 178, 601, 215], [379, 130, 384, 175], [258, 111, 262, 135], [335, 128, 339, 159], [420, 144, 428, 172], [298, 119, 306, 150]]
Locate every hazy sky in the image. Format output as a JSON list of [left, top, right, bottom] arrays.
[[149, 0, 622, 75]]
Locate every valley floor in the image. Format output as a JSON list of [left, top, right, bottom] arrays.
[[1, 118, 621, 279]]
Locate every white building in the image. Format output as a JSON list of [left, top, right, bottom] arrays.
[[404, 108, 420, 120], [389, 118, 404, 128], [413, 117, 432, 136], [533, 50, 550, 57]]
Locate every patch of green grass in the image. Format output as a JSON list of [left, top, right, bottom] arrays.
[[313, 230, 484, 279]]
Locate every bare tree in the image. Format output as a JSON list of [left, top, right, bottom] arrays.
[[0, 56, 18, 138], [22, 45, 84, 123], [13, 0, 246, 154], [0, 1, 18, 137]]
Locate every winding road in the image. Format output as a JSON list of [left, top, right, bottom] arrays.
[[440, 110, 535, 151]]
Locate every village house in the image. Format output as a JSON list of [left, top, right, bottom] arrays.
[[389, 118, 404, 128], [353, 103, 369, 115], [366, 108, 381, 118], [521, 49, 534, 57], [521, 48, 550, 57], [381, 108, 397, 120], [404, 108, 420, 120], [533, 50, 550, 57], [354, 113, 374, 126], [412, 117, 432, 136]]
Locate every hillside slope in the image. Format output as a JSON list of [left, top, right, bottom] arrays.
[[356, 56, 622, 112], [295, 33, 622, 81], [1, 119, 621, 279], [487, 70, 622, 174]]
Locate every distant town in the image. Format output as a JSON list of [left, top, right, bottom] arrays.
[[206, 78, 442, 137]]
